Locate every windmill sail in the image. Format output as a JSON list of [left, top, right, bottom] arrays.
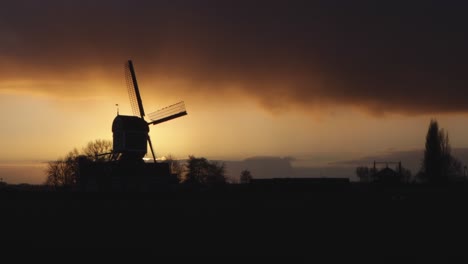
[[125, 60, 145, 118], [120, 60, 187, 163], [148, 101, 187, 125]]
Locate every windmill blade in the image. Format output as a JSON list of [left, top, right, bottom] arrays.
[[125, 60, 146, 118], [125, 61, 141, 117], [147, 135, 157, 163], [148, 101, 188, 125]]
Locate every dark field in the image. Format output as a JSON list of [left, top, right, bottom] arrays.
[[0, 184, 467, 256]]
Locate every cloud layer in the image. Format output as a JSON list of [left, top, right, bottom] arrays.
[[2, 1, 468, 114]]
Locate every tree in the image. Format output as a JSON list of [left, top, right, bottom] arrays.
[[355, 166, 370, 182], [421, 120, 462, 183], [240, 169, 253, 184], [440, 132, 463, 180], [82, 139, 113, 162], [183, 156, 226, 186], [44, 139, 113, 188], [45, 148, 80, 188], [163, 154, 184, 181], [401, 167, 413, 183], [422, 120, 443, 183]]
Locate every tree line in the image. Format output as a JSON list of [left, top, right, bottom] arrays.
[[45, 141, 253, 189], [356, 119, 464, 184], [48, 119, 461, 189]]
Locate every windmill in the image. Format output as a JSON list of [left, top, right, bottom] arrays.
[[112, 60, 187, 163]]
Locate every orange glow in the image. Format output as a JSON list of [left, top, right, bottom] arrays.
[[2, 71, 468, 184]]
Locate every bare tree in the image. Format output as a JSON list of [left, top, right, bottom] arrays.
[[240, 169, 253, 184], [355, 166, 370, 182], [401, 167, 413, 183], [45, 140, 113, 188], [45, 148, 80, 188], [82, 139, 113, 162]]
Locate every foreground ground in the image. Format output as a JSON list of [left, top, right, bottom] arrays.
[[0, 183, 467, 256]]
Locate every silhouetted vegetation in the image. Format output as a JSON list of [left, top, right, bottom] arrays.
[[400, 167, 412, 183], [182, 156, 226, 186], [45, 139, 112, 188], [240, 169, 253, 184], [354, 119, 468, 185], [45, 148, 80, 188], [419, 120, 463, 184], [355, 166, 375, 183], [82, 139, 113, 162], [162, 154, 184, 181]]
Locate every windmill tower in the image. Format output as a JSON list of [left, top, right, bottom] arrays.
[[112, 60, 188, 162]]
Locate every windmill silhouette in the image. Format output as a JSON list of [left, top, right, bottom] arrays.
[[112, 60, 187, 163]]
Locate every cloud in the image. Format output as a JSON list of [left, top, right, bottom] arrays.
[[2, 1, 468, 114], [223, 156, 293, 179]]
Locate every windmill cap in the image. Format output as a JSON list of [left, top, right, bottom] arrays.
[[112, 115, 149, 132]]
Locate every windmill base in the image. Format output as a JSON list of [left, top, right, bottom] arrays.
[[78, 159, 177, 192]]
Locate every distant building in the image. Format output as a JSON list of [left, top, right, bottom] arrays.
[[372, 167, 403, 184]]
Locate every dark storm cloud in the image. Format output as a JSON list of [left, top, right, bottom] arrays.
[[1, 0, 468, 114]]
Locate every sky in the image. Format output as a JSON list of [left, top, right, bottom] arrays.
[[1, 1, 468, 183]]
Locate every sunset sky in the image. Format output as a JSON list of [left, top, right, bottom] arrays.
[[2, 1, 468, 183]]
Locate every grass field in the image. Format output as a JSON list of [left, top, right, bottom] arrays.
[[0, 184, 467, 256]]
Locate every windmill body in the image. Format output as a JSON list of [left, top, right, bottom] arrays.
[[112, 115, 149, 160]]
